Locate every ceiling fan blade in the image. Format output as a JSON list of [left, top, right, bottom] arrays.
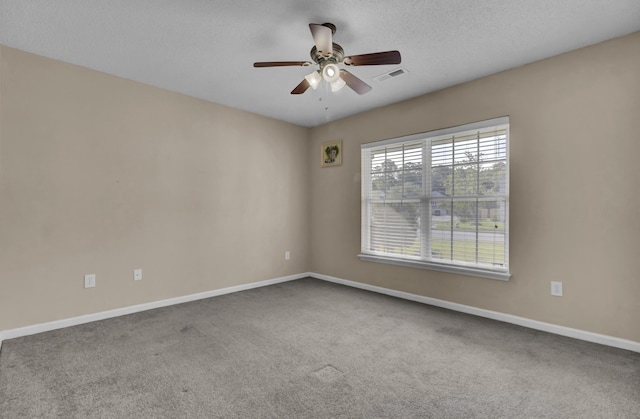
[[340, 70, 372, 95], [309, 23, 333, 56], [291, 78, 311, 95], [254, 61, 312, 67], [344, 50, 401, 66]]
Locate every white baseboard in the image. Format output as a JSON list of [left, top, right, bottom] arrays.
[[0, 273, 306, 352], [310, 272, 640, 354], [2, 272, 639, 354]]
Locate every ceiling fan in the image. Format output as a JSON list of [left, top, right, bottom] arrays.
[[253, 23, 401, 95]]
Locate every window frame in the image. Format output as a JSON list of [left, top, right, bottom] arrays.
[[359, 117, 511, 281]]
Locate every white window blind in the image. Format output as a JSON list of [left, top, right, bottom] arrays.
[[360, 117, 510, 280]]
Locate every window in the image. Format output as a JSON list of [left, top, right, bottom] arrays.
[[360, 117, 510, 280]]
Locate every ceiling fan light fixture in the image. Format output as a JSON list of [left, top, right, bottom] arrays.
[[304, 71, 322, 90], [330, 77, 346, 92], [322, 63, 341, 83]]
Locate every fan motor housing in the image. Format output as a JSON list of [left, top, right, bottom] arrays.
[[310, 43, 344, 68]]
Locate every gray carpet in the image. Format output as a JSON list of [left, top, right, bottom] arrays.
[[1, 277, 639, 418]]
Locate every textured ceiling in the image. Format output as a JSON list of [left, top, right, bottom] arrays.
[[1, 0, 639, 127]]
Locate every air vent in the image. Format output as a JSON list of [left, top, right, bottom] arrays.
[[374, 68, 407, 83]]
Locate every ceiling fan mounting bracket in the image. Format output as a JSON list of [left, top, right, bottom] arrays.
[[321, 23, 337, 35]]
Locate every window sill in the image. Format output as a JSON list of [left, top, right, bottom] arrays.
[[358, 254, 511, 281]]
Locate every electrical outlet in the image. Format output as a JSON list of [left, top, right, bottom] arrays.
[[134, 268, 142, 281], [285, 251, 290, 260], [551, 281, 563, 297], [84, 274, 96, 288]]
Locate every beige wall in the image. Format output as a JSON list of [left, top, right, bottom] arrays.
[[309, 32, 640, 343], [0, 46, 310, 330]]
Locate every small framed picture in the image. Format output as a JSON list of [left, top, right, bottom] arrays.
[[321, 140, 342, 167]]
